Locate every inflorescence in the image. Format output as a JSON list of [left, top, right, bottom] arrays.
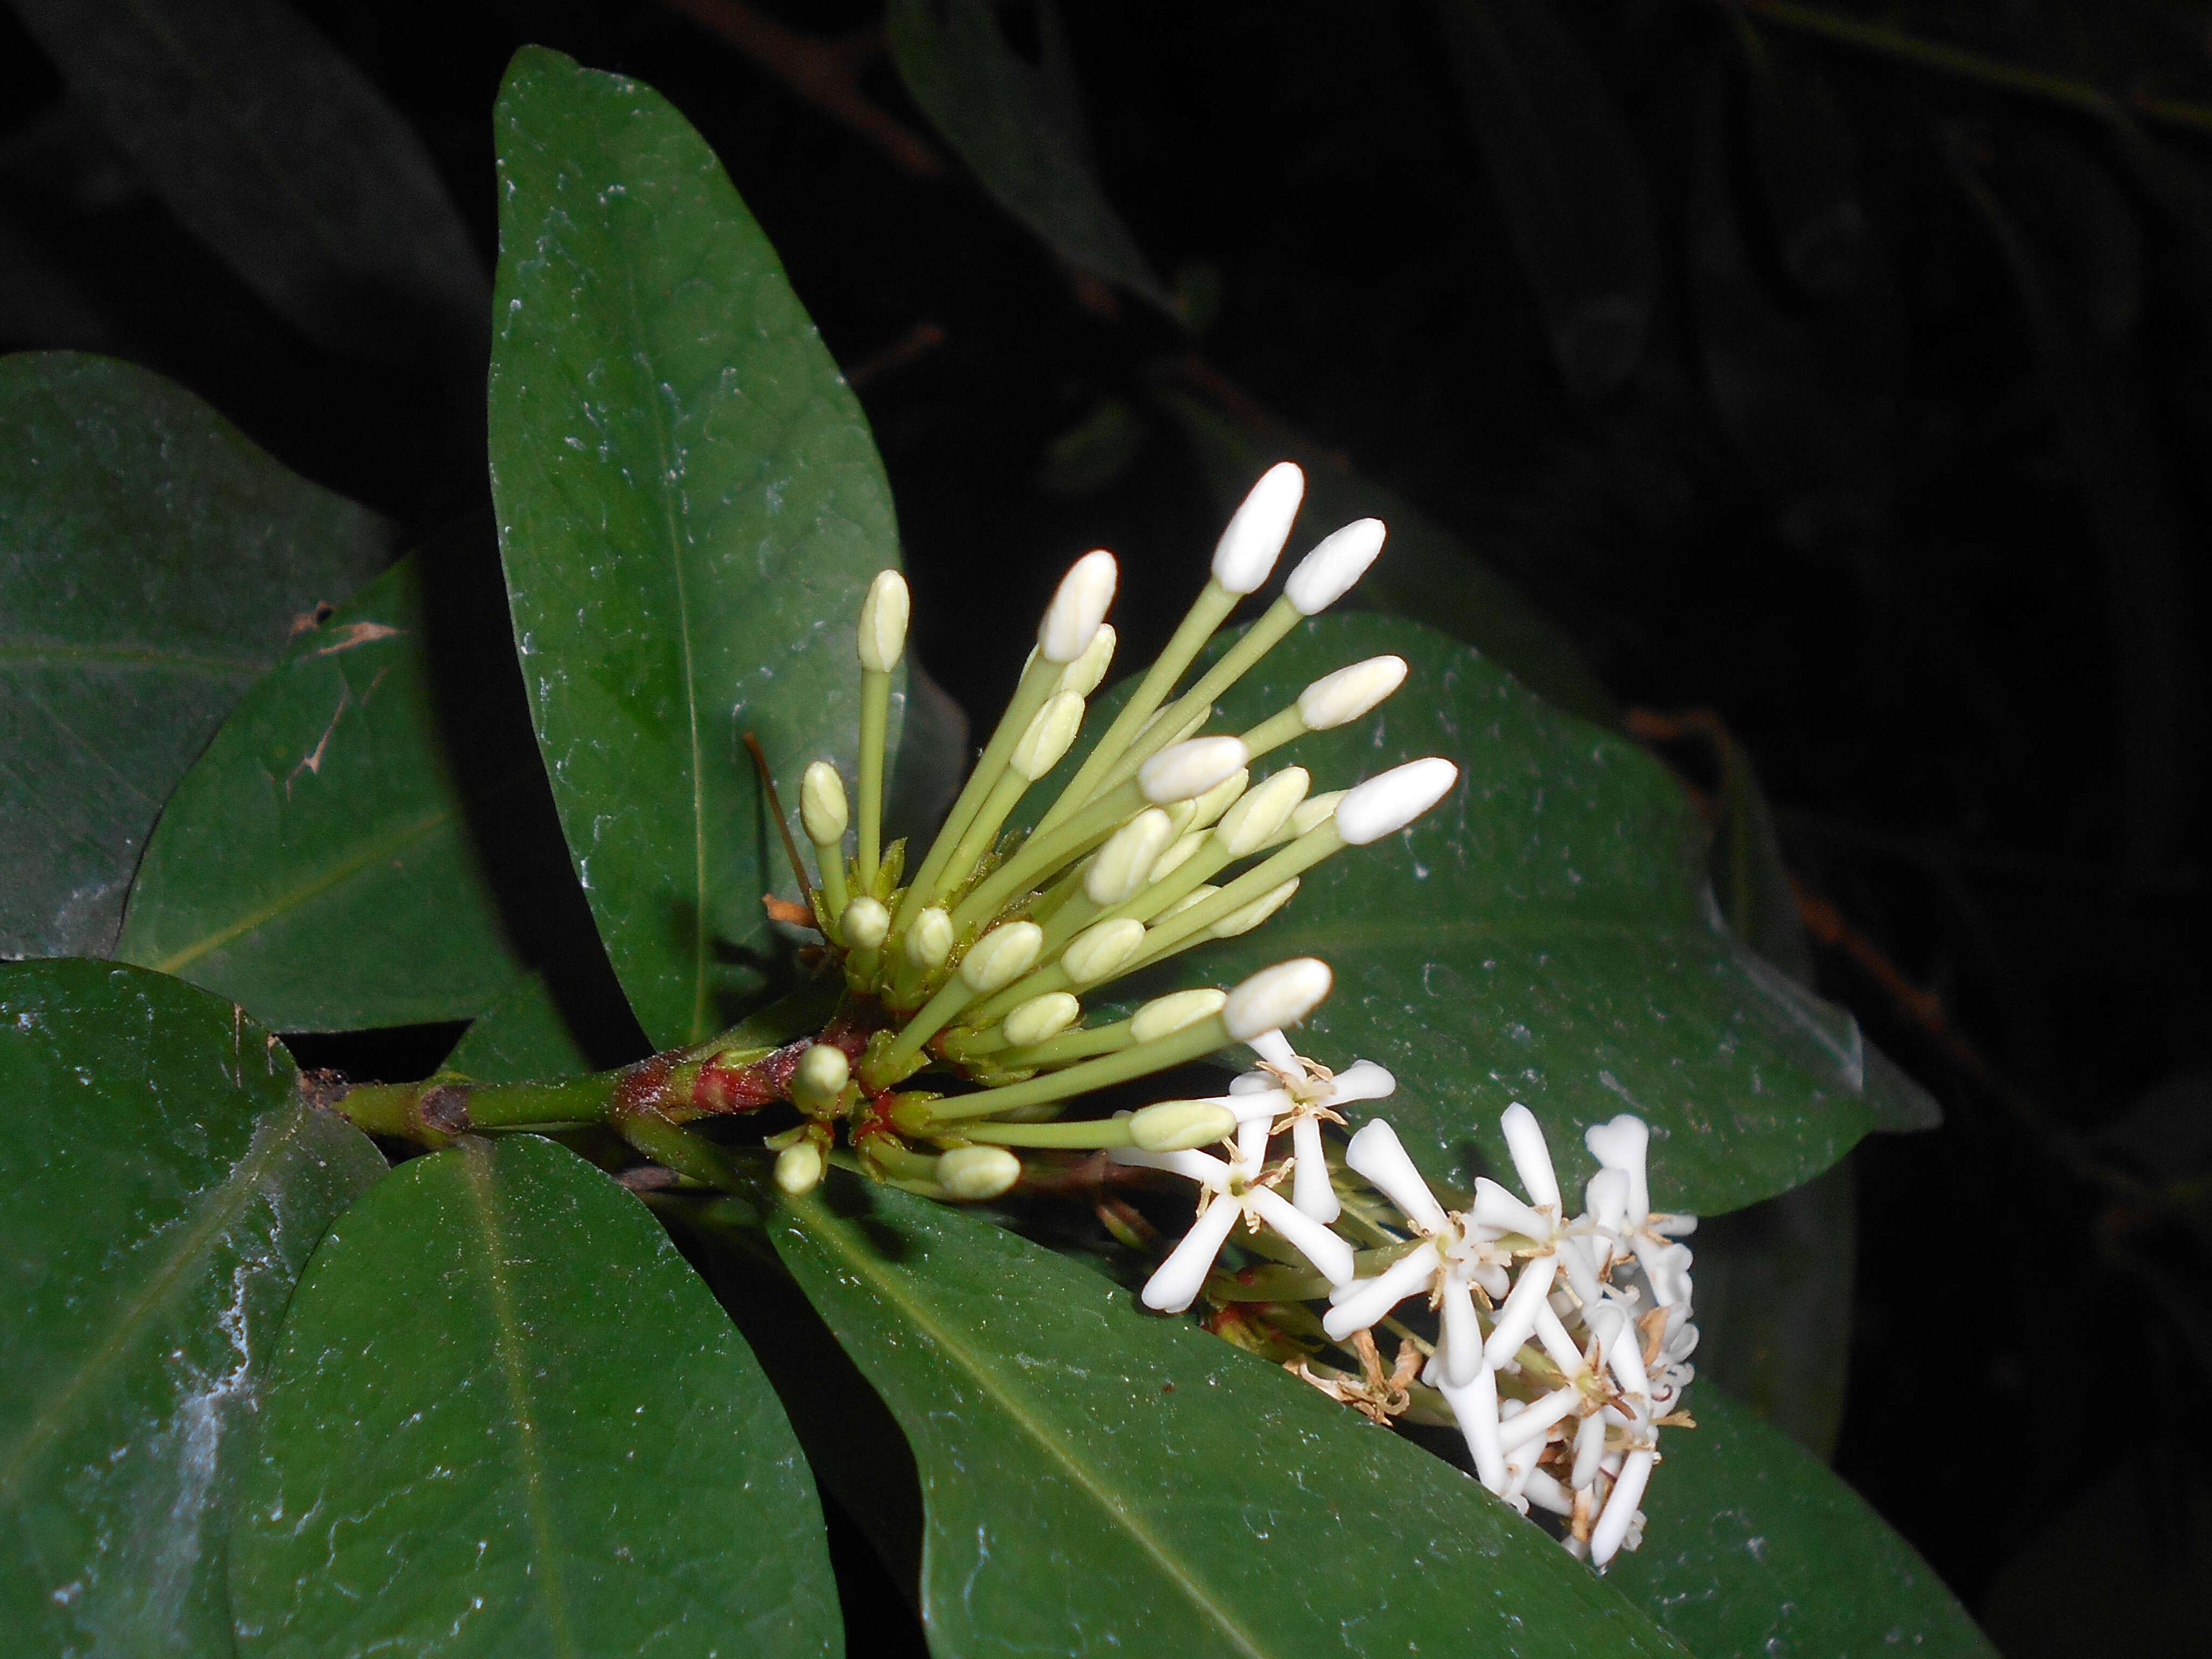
[[765, 461, 1697, 1566]]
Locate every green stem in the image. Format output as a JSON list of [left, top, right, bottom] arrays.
[[903, 1013, 1232, 1125], [857, 666, 892, 885], [334, 1074, 614, 1143], [951, 1117, 1137, 1148], [1093, 596, 1302, 796], [616, 1111, 743, 1187], [948, 778, 1145, 936], [897, 653, 1057, 926]]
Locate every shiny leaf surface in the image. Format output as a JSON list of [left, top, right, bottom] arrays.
[[0, 958, 385, 1654], [230, 1133, 839, 1658], [772, 1174, 1682, 1658], [488, 47, 902, 1048], [0, 352, 397, 959]]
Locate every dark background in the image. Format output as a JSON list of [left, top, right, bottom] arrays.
[[4, 2, 2207, 1651]]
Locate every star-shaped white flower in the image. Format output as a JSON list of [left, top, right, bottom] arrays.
[[1584, 1114, 1697, 1309], [1228, 1028, 1397, 1222]]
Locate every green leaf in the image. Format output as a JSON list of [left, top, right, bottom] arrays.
[[1092, 612, 1890, 1214], [445, 970, 595, 1082], [9, 0, 485, 363], [116, 555, 531, 1031], [0, 958, 385, 1654], [0, 351, 398, 960], [229, 1133, 840, 1658], [1159, 389, 1618, 727], [887, 0, 1171, 310], [488, 47, 903, 1049], [1607, 1387, 1998, 1659], [771, 1174, 1683, 1658]]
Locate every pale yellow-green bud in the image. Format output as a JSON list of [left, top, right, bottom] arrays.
[[1128, 987, 1227, 1044], [774, 1141, 825, 1195], [1148, 830, 1209, 884], [938, 1145, 1022, 1200], [905, 906, 954, 969], [1215, 766, 1310, 856], [1011, 691, 1085, 781], [1287, 791, 1348, 838], [1085, 810, 1175, 905], [1210, 877, 1300, 938], [793, 1043, 849, 1112], [857, 569, 910, 673], [1057, 622, 1117, 698], [1157, 883, 1218, 921], [1296, 654, 1407, 730], [801, 761, 848, 846], [841, 896, 890, 949], [1184, 766, 1250, 833], [1060, 917, 1145, 985], [1139, 737, 1249, 806], [1222, 956, 1332, 1042], [1130, 1099, 1239, 1152], [1002, 991, 1081, 1047], [961, 922, 1044, 991]]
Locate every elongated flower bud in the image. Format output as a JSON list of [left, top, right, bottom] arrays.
[[937, 1145, 1022, 1200], [1139, 736, 1249, 805], [1209, 876, 1299, 937], [1128, 987, 1226, 1043], [857, 569, 910, 672], [905, 906, 954, 969], [1285, 518, 1386, 615], [1062, 917, 1146, 984], [774, 1140, 825, 1195], [1131, 1099, 1239, 1152], [1185, 766, 1248, 831], [1211, 461, 1305, 594], [1222, 957, 1332, 1042], [961, 922, 1044, 991], [1003, 991, 1081, 1047], [1011, 691, 1085, 780], [1057, 623, 1117, 698], [1500, 1100, 1561, 1210], [1039, 549, 1117, 663], [801, 761, 848, 846], [1297, 655, 1407, 730], [1086, 810, 1175, 905], [1214, 767, 1309, 856], [1334, 757, 1458, 845], [1158, 883, 1218, 920], [841, 895, 890, 949], [1148, 830, 1208, 883], [1287, 791, 1346, 838]]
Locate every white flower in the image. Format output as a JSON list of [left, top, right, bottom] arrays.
[[1584, 1114, 1697, 1309], [1229, 1028, 1397, 1222]]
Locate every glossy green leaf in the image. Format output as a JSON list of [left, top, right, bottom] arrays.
[[444, 970, 596, 1082], [1160, 390, 1617, 727], [772, 1174, 1683, 1658], [1607, 1387, 1997, 1659], [488, 47, 903, 1049], [230, 1133, 839, 1658], [1433, 0, 1654, 396], [888, 0, 1170, 310], [0, 352, 397, 959], [116, 555, 531, 1030], [1092, 612, 1893, 1214], [10, 0, 484, 363], [0, 958, 386, 1654]]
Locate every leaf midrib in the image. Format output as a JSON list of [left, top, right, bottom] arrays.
[[797, 1207, 1273, 1659]]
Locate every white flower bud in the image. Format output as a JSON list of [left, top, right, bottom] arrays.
[[1130, 1099, 1239, 1152], [1184, 766, 1248, 832], [938, 1145, 1021, 1200], [1211, 461, 1304, 594], [1086, 810, 1175, 905], [1011, 691, 1085, 780], [1138, 736, 1249, 805], [1499, 1101, 1561, 1210], [1002, 991, 1081, 1047], [960, 921, 1043, 991], [1209, 877, 1299, 938], [794, 1042, 849, 1103], [1297, 655, 1407, 730], [1284, 518, 1386, 615], [774, 1141, 824, 1195], [1128, 987, 1226, 1044], [1288, 790, 1347, 838], [800, 761, 848, 846], [1334, 757, 1458, 845], [1158, 883, 1218, 920], [1060, 917, 1146, 985], [1148, 830, 1209, 884], [1213, 767, 1310, 856], [1222, 957, 1332, 1042], [840, 896, 890, 949], [904, 906, 954, 969], [1057, 622, 1117, 698], [1038, 549, 1117, 663], [857, 569, 910, 672], [1344, 1118, 1448, 1233]]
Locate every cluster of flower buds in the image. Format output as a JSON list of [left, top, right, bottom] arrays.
[[766, 461, 1457, 1211]]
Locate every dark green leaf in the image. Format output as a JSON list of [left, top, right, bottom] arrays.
[[0, 352, 398, 960], [445, 970, 595, 1083], [9, 0, 485, 362], [772, 1174, 1683, 1657], [488, 47, 903, 1049], [1608, 1387, 1997, 1659], [1090, 612, 1888, 1213], [0, 958, 385, 1654], [888, 0, 1170, 310], [116, 556, 529, 1031], [1159, 390, 1618, 727], [229, 1133, 840, 1658], [1433, 0, 1655, 396]]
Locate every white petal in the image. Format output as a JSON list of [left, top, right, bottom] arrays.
[[1320, 1242, 1440, 1340], [1228, 1069, 1277, 1096], [1244, 1028, 1299, 1072], [1557, 1234, 1604, 1313], [1583, 1168, 1630, 1267], [1523, 1467, 1575, 1516], [1496, 1385, 1580, 1453], [1482, 1254, 1559, 1367], [1438, 1356, 1506, 1493], [1227, 1087, 1294, 1124], [1140, 1197, 1244, 1313], [1343, 1118, 1448, 1233], [1289, 1114, 1342, 1223], [1499, 1102, 1561, 1209], [1583, 1114, 1651, 1223], [1531, 1300, 1588, 1379], [1470, 1176, 1552, 1240], [1634, 1237, 1695, 1310], [1591, 1448, 1656, 1567], [1323, 1058, 1396, 1106], [1106, 1147, 1225, 1184], [1438, 1271, 1482, 1388], [1572, 1411, 1609, 1490], [1246, 1187, 1355, 1285]]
